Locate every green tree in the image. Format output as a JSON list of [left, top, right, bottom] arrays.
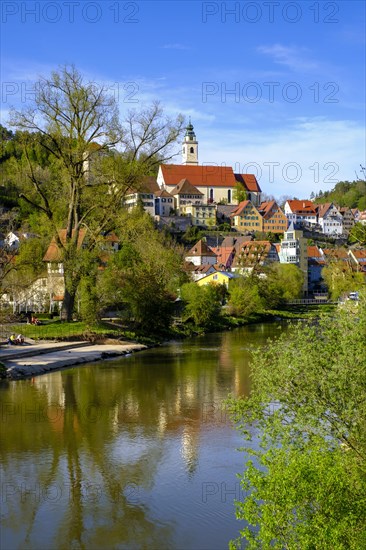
[[228, 296, 366, 549], [233, 182, 248, 204], [259, 263, 304, 307], [228, 277, 263, 318], [322, 260, 364, 300], [315, 179, 366, 209], [10, 66, 184, 321], [181, 282, 222, 329], [349, 222, 366, 246], [99, 210, 185, 333], [182, 225, 203, 244]]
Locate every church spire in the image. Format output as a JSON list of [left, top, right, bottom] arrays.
[[182, 119, 198, 165]]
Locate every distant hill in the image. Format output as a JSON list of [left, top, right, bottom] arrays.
[[313, 180, 366, 210]]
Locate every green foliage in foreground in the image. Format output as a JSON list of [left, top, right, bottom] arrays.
[[227, 294, 366, 549]]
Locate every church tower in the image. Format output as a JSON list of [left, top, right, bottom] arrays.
[[182, 119, 198, 165]]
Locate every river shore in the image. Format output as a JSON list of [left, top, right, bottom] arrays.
[[0, 339, 148, 380]]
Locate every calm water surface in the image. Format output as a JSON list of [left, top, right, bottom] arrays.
[[0, 323, 284, 550]]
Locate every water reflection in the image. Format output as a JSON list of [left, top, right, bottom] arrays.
[[0, 323, 284, 550]]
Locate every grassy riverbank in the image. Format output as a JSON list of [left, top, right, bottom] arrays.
[[171, 303, 337, 337], [0, 319, 158, 346], [1, 304, 337, 346]]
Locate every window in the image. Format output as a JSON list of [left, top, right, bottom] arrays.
[[190, 147, 194, 154], [228, 189, 231, 203], [209, 188, 214, 201]]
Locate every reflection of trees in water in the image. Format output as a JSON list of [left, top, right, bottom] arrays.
[[1, 331, 279, 548], [1, 371, 173, 549]]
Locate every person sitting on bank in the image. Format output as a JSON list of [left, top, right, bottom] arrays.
[[16, 334, 25, 345], [31, 315, 40, 325], [8, 334, 16, 345]]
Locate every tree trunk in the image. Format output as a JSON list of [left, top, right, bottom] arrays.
[[62, 272, 79, 322]]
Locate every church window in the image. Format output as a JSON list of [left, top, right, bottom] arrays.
[[190, 147, 194, 154]]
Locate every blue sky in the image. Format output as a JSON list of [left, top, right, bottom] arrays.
[[1, 0, 365, 198]]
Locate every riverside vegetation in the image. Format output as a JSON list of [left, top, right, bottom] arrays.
[[228, 294, 366, 549]]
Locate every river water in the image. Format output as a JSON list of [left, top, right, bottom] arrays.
[[0, 323, 284, 550]]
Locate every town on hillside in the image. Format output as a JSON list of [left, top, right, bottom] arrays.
[[1, 121, 365, 316]]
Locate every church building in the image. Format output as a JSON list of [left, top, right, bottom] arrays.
[[157, 121, 262, 206]]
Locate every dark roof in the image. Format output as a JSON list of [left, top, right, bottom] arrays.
[[186, 239, 217, 257], [170, 178, 203, 196]]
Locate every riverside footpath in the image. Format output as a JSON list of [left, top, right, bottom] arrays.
[[0, 339, 147, 380]]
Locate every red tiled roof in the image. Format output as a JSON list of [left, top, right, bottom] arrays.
[[170, 178, 203, 196], [184, 262, 216, 274], [126, 176, 159, 195], [234, 173, 262, 192], [230, 200, 250, 217], [210, 246, 235, 267], [155, 189, 173, 198], [258, 200, 285, 220], [186, 239, 217, 257], [43, 229, 87, 262], [307, 246, 322, 258], [286, 200, 317, 215], [350, 249, 366, 259], [160, 165, 262, 194], [161, 164, 237, 188], [143, 176, 160, 193], [232, 240, 272, 267], [317, 203, 336, 218]]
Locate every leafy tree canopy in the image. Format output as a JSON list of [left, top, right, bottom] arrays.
[[322, 260, 364, 300], [314, 179, 366, 210], [228, 295, 366, 549]]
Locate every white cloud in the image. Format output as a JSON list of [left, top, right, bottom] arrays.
[[197, 117, 365, 198], [257, 44, 319, 72], [162, 43, 190, 50]]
